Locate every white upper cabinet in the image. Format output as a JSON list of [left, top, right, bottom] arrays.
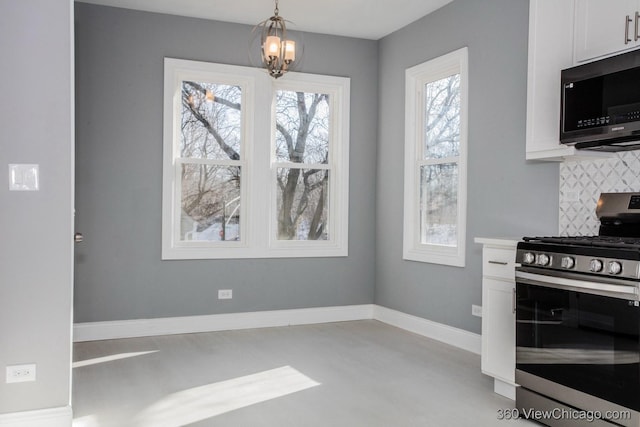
[[526, 0, 579, 160], [526, 0, 615, 161], [574, 0, 640, 63]]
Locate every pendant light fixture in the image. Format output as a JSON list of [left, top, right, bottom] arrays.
[[254, 0, 298, 79]]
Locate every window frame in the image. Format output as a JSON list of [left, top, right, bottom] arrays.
[[162, 58, 349, 260], [268, 73, 350, 256], [402, 47, 468, 267]]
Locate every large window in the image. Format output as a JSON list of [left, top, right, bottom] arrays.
[[162, 59, 349, 259], [403, 48, 468, 266]]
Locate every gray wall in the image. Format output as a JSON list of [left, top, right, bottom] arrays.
[[0, 0, 73, 414], [375, 0, 559, 334], [76, 0, 563, 337], [74, 4, 378, 322]]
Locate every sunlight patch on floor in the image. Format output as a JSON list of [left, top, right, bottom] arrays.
[[72, 414, 99, 427], [73, 350, 159, 368], [132, 365, 320, 427]]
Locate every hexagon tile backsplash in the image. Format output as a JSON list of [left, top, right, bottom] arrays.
[[559, 151, 640, 236]]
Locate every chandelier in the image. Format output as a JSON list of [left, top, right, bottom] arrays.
[[254, 0, 297, 79]]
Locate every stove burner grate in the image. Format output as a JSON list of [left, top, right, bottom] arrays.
[[523, 235, 640, 249]]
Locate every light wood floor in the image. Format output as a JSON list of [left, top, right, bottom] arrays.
[[72, 320, 534, 426]]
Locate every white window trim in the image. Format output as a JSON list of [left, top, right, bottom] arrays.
[[268, 74, 350, 256], [402, 47, 468, 267], [162, 58, 349, 260]]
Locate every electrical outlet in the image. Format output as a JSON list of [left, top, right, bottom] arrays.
[[218, 289, 233, 300], [6, 364, 36, 383], [472, 305, 482, 317]]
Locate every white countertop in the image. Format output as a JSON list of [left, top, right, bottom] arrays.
[[474, 237, 520, 248]]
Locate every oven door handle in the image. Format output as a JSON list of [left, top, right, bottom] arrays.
[[515, 270, 639, 300]]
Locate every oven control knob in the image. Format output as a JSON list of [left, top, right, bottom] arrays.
[[561, 256, 575, 269], [589, 259, 603, 272], [523, 252, 535, 264], [608, 261, 622, 275], [537, 254, 550, 266]]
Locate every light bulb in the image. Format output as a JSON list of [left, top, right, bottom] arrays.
[[264, 35, 281, 57], [284, 40, 295, 61]]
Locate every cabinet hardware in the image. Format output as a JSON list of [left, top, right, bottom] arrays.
[[626, 15, 633, 44], [488, 260, 509, 265], [635, 11, 639, 42], [512, 287, 517, 314]]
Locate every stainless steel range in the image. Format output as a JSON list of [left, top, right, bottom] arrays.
[[515, 193, 640, 427]]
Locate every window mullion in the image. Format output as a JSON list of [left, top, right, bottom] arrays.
[[417, 156, 460, 167], [177, 158, 243, 167], [273, 161, 331, 170]]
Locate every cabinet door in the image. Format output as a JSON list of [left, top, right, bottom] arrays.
[[574, 0, 640, 63], [526, 0, 577, 160], [481, 278, 515, 384]]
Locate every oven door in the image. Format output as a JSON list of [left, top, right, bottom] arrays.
[[515, 269, 640, 414]]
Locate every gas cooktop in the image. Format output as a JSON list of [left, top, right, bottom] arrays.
[[517, 193, 640, 279], [522, 235, 640, 249]]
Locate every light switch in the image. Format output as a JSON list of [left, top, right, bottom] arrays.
[[9, 164, 39, 191]]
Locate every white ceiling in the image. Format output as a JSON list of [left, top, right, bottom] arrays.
[[76, 0, 453, 40]]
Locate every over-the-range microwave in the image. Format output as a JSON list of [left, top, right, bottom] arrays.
[[560, 49, 640, 152]]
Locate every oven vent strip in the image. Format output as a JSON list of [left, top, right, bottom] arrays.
[[516, 271, 638, 298]]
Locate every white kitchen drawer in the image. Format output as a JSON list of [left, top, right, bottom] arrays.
[[483, 247, 517, 280]]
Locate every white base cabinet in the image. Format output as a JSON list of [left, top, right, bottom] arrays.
[[475, 238, 518, 400], [482, 277, 516, 399]]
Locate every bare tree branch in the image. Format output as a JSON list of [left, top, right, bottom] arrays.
[[182, 88, 240, 160]]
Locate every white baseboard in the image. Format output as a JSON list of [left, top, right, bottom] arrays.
[[73, 304, 375, 342], [73, 304, 480, 356], [373, 305, 481, 355], [0, 406, 72, 427]]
